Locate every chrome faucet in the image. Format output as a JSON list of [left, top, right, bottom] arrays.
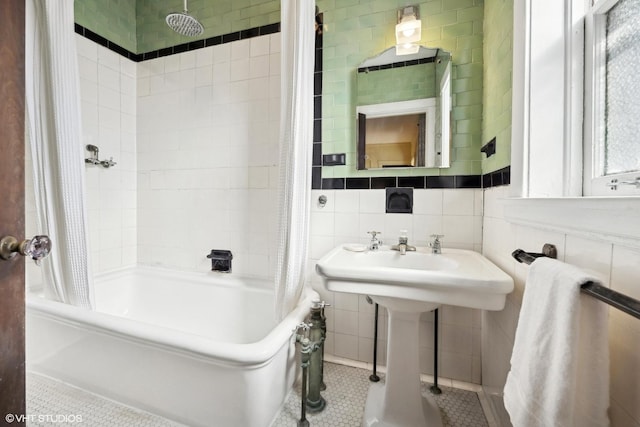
[[367, 231, 382, 251], [391, 230, 416, 255], [429, 234, 444, 254]]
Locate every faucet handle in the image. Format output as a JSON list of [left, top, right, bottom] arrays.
[[368, 231, 381, 239], [430, 234, 444, 241]]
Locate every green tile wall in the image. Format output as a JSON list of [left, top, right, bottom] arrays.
[[482, 0, 512, 174], [75, 0, 137, 53], [136, 0, 279, 53], [75, 0, 279, 54], [317, 0, 484, 179]]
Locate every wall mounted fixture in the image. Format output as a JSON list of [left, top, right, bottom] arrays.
[[85, 144, 117, 168], [207, 249, 233, 273], [395, 5, 421, 56]]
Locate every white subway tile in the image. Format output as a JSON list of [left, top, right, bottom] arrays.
[[97, 47, 120, 71], [76, 34, 97, 61], [212, 43, 231, 63], [359, 189, 385, 213], [413, 189, 443, 215], [195, 47, 214, 68], [250, 36, 270, 57], [310, 211, 334, 237], [332, 333, 359, 360], [195, 66, 213, 87], [334, 213, 360, 239], [164, 55, 180, 73], [269, 52, 281, 76], [120, 57, 136, 78], [334, 309, 358, 335], [179, 50, 197, 70], [310, 235, 335, 260], [248, 78, 269, 101], [80, 78, 98, 105], [79, 57, 98, 83], [334, 190, 360, 213], [443, 215, 475, 245], [231, 39, 250, 60], [98, 86, 120, 111], [269, 33, 281, 54], [443, 189, 475, 215], [334, 292, 360, 311], [230, 58, 250, 82]]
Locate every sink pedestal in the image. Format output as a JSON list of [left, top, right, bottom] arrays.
[[362, 302, 443, 427]]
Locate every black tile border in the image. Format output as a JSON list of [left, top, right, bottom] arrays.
[[482, 166, 511, 189], [319, 174, 480, 190], [314, 168, 511, 191], [74, 22, 281, 63], [75, 24, 142, 62], [311, 14, 324, 189]]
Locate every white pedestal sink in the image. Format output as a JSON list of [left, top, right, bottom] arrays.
[[316, 246, 514, 427]]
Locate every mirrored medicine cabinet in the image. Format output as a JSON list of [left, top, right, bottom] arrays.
[[356, 46, 452, 170]]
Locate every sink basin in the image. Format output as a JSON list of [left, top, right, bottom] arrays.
[[316, 245, 514, 311], [315, 245, 514, 427]]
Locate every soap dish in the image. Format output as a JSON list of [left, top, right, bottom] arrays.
[[343, 244, 368, 252]]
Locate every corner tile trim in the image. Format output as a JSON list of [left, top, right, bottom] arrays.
[[74, 22, 280, 62]]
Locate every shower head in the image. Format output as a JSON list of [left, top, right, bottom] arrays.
[[166, 0, 204, 37]]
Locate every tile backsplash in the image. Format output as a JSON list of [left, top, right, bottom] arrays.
[[482, 186, 640, 427]]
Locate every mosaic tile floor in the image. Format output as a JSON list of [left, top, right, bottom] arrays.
[[26, 363, 489, 427], [273, 363, 489, 427], [26, 373, 183, 427]]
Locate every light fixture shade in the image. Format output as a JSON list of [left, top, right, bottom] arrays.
[[395, 43, 420, 56], [395, 17, 421, 45]]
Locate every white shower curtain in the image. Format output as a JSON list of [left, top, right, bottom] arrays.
[[25, 0, 93, 308], [274, 0, 315, 320]]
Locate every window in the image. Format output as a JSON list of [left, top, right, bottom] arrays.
[[506, 0, 640, 244], [585, 0, 640, 195], [511, 0, 640, 197]]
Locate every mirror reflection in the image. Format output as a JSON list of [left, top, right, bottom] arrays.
[[356, 46, 451, 170]]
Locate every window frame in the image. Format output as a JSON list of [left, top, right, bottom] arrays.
[[584, 0, 640, 196], [507, 0, 640, 248]]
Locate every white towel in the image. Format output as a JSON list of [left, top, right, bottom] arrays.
[[504, 257, 610, 427]]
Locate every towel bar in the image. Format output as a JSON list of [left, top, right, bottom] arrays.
[[512, 245, 640, 320]]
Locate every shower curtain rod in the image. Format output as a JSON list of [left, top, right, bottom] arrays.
[[512, 246, 640, 320]]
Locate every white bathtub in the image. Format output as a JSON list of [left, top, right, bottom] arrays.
[[26, 266, 317, 427]]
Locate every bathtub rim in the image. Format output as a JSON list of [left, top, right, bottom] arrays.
[[26, 266, 317, 368]]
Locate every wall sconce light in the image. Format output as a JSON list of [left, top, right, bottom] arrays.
[[395, 5, 421, 56]]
